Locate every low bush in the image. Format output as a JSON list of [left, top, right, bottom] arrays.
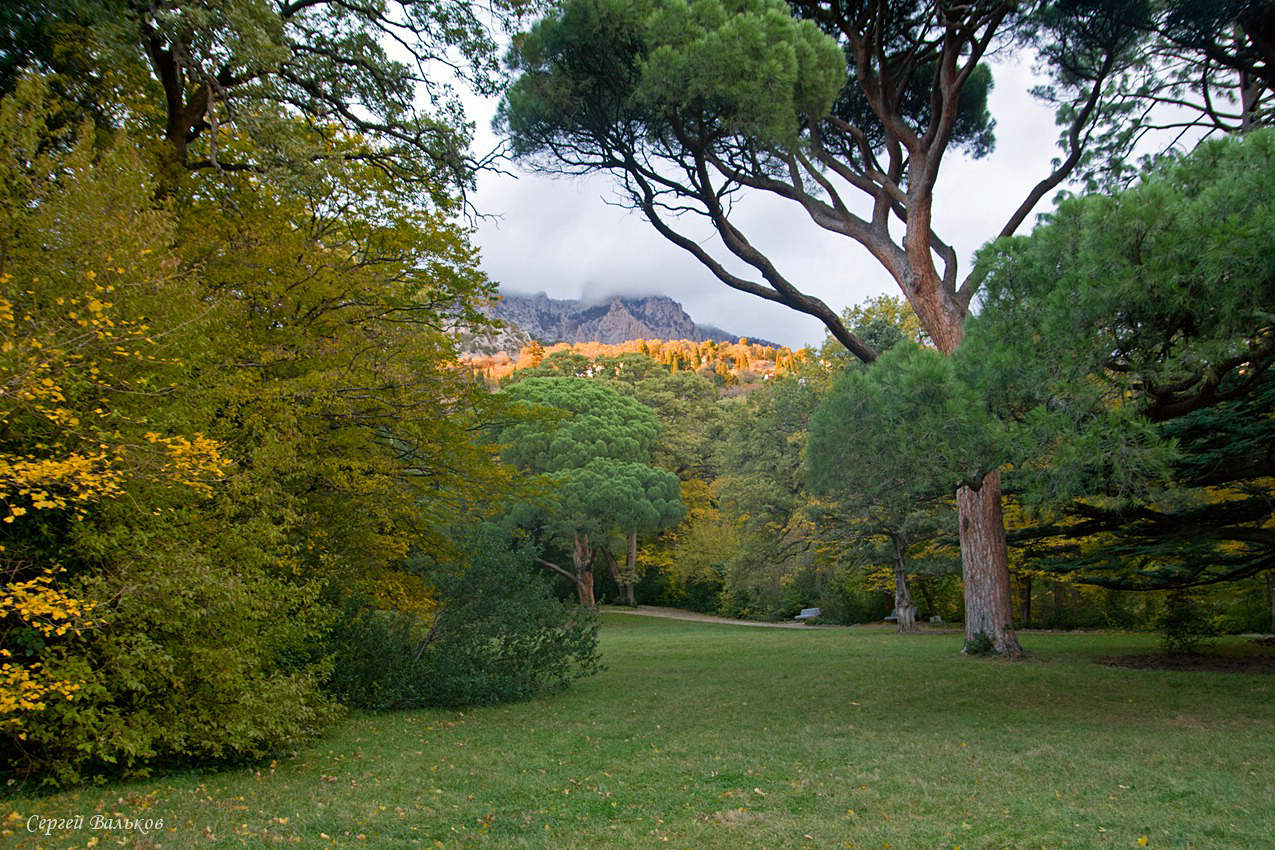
[[327, 526, 600, 710], [3, 530, 338, 786], [1156, 591, 1219, 655]]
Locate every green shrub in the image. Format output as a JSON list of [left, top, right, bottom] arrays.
[[819, 568, 892, 625], [327, 526, 600, 710], [679, 573, 726, 614], [4, 533, 339, 786], [963, 632, 997, 656], [1210, 576, 1273, 634], [1155, 591, 1219, 654], [653, 557, 725, 613], [716, 584, 767, 621], [633, 564, 671, 605]]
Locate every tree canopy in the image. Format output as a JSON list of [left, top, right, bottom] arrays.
[[501, 0, 1159, 357], [498, 377, 662, 471], [0, 0, 526, 197], [809, 345, 1002, 510], [962, 127, 1275, 590], [808, 345, 995, 630], [495, 377, 684, 607]]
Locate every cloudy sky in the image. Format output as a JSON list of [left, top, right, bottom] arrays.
[[465, 55, 1062, 350]]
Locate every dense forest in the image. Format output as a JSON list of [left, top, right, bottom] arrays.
[[0, 0, 1271, 793]]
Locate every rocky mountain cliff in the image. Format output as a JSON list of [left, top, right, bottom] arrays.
[[487, 291, 766, 347]]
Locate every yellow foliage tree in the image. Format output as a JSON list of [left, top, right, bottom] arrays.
[[0, 79, 228, 736]]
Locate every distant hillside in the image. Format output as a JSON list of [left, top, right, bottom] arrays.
[[485, 291, 777, 349], [465, 337, 810, 389]]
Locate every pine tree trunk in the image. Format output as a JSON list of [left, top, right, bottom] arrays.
[[1019, 573, 1032, 629], [890, 534, 918, 633], [572, 532, 596, 609], [600, 545, 638, 607], [1267, 570, 1275, 633], [956, 470, 1023, 656], [601, 546, 622, 598], [923, 291, 1022, 657], [623, 529, 639, 607], [1052, 580, 1067, 627]]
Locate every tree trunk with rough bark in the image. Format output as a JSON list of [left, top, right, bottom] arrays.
[[890, 534, 918, 633], [1019, 573, 1032, 629], [1052, 580, 1067, 627], [572, 531, 596, 609], [956, 470, 1023, 656], [623, 529, 639, 606], [1267, 570, 1275, 633], [926, 305, 1023, 656], [600, 545, 638, 607], [601, 547, 622, 601]]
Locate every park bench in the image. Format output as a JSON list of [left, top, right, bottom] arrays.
[[794, 607, 822, 621]]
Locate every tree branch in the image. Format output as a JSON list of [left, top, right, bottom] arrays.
[[537, 557, 577, 582]]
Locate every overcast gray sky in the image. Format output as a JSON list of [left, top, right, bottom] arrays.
[[466, 54, 1061, 350]]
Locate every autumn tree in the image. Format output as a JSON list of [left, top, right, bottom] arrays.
[[0, 0, 602, 784], [0, 71, 522, 780], [0, 79, 331, 779], [173, 125, 506, 575], [495, 378, 684, 607]]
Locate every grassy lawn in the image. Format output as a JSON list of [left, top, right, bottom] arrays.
[[3, 615, 1273, 849]]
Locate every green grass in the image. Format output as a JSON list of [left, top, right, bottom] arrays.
[[4, 616, 1274, 849]]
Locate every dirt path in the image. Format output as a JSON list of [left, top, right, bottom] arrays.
[[600, 604, 837, 629]]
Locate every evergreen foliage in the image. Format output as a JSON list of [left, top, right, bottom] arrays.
[[494, 377, 684, 606], [1154, 590, 1220, 655], [327, 526, 600, 710], [963, 128, 1275, 590], [498, 378, 662, 472]]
